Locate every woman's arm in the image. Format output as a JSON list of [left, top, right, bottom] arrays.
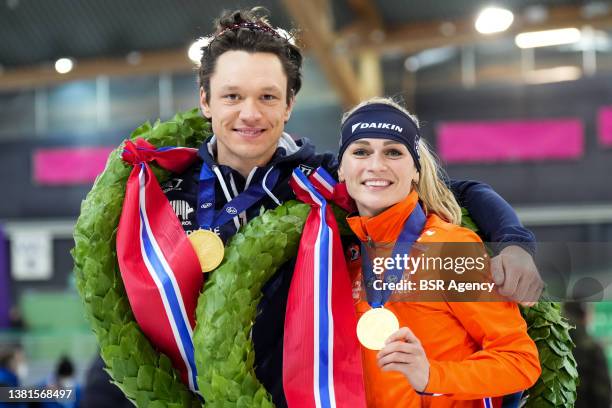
[[377, 300, 541, 399], [378, 229, 541, 399], [379, 302, 541, 399], [424, 301, 541, 399]]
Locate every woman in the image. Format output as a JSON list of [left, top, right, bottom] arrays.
[[337, 97, 541, 407]]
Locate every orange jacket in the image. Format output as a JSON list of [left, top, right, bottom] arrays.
[[346, 191, 541, 407]]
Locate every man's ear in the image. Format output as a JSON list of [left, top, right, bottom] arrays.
[[199, 87, 212, 118], [283, 94, 295, 123]]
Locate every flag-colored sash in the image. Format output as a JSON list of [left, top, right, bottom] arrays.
[[116, 138, 202, 392], [485, 392, 523, 408], [284, 167, 366, 408]]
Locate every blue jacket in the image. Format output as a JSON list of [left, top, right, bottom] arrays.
[[0, 368, 18, 387], [0, 368, 26, 408]]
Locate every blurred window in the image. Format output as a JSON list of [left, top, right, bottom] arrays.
[[0, 90, 36, 139], [172, 73, 199, 113], [109, 75, 159, 129], [47, 81, 97, 135]]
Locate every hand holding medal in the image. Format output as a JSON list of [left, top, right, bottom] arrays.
[[377, 326, 430, 393]]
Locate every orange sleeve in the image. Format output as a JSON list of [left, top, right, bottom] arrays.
[[423, 227, 541, 399], [424, 301, 541, 399]]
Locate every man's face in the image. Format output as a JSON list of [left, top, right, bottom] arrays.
[[200, 50, 294, 172]]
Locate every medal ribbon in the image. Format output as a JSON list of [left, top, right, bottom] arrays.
[[197, 163, 280, 231], [361, 204, 426, 308], [116, 138, 203, 392], [284, 167, 366, 408]]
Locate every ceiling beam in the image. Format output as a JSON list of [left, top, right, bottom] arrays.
[[407, 57, 612, 91], [3, 4, 609, 98], [342, 4, 612, 57], [347, 0, 384, 98], [346, 0, 383, 31], [282, 0, 361, 108], [0, 49, 194, 92], [357, 50, 382, 99]]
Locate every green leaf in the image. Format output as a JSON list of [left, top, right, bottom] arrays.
[[529, 326, 551, 341], [547, 337, 570, 356], [539, 367, 557, 384], [137, 366, 156, 391], [562, 357, 579, 378]]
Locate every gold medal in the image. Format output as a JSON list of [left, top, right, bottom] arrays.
[[356, 307, 399, 350], [188, 229, 225, 273]]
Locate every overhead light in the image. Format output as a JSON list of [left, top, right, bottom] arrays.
[[581, 2, 610, 19], [404, 57, 420, 72], [126, 51, 142, 65], [54, 58, 74, 74], [523, 5, 548, 24], [188, 37, 212, 64], [515, 28, 581, 48], [369, 29, 385, 43], [475, 7, 514, 34], [565, 28, 611, 52], [439, 22, 456, 37], [6, 0, 19, 10], [524, 66, 581, 84], [404, 46, 457, 72]]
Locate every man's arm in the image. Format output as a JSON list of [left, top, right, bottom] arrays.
[[449, 179, 543, 305], [449, 179, 535, 253], [316, 151, 339, 177]]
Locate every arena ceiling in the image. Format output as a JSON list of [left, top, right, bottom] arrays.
[[1, 0, 611, 105]]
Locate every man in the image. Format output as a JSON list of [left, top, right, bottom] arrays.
[[162, 8, 543, 406]]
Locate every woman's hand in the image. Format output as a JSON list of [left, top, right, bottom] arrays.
[[377, 327, 430, 392]]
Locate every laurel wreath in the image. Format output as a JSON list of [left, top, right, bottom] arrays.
[[72, 109, 578, 407], [462, 210, 578, 407]]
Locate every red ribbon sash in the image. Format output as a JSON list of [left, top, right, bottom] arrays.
[[284, 167, 366, 408], [116, 138, 202, 392]]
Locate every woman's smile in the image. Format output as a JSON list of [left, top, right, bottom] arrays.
[[362, 178, 394, 189]]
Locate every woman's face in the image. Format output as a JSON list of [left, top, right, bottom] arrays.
[[338, 138, 418, 217]]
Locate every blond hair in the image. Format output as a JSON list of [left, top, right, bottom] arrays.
[[341, 97, 462, 225]]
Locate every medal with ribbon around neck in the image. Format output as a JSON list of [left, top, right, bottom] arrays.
[[189, 161, 281, 272], [356, 204, 426, 350]]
